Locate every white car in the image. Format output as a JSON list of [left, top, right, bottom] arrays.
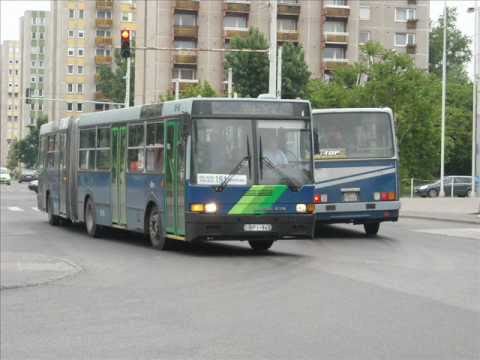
[[0, 167, 11, 185]]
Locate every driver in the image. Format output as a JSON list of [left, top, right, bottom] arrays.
[[263, 138, 288, 166]]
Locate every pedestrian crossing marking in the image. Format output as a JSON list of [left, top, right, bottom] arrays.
[[415, 228, 480, 240], [7, 206, 24, 212]]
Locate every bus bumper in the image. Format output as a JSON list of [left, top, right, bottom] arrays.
[[315, 201, 400, 224], [185, 213, 315, 242]]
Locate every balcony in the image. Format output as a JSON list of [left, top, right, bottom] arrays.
[[96, 19, 113, 28], [277, 31, 299, 42], [406, 44, 416, 54], [324, 32, 348, 45], [174, 25, 198, 39], [323, 6, 350, 18], [323, 58, 349, 71], [277, 3, 300, 17], [175, 0, 199, 12], [224, 1, 250, 14], [173, 52, 197, 65], [95, 37, 113, 46], [96, 0, 113, 10], [407, 19, 418, 29], [95, 55, 113, 65], [224, 28, 249, 39]]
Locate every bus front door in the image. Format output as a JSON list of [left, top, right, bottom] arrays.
[[165, 120, 185, 237], [111, 126, 127, 226], [58, 132, 67, 216]]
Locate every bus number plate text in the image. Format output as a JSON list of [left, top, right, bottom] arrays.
[[244, 224, 272, 232]]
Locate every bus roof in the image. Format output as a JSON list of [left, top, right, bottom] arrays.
[[312, 108, 393, 117], [39, 117, 73, 135]]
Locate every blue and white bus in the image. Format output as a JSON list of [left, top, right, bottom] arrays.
[[37, 98, 316, 251], [312, 108, 400, 235]]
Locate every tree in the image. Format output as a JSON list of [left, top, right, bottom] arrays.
[[225, 28, 269, 98], [96, 48, 135, 106], [181, 81, 217, 98], [7, 114, 48, 169], [280, 43, 310, 99], [429, 7, 472, 79]]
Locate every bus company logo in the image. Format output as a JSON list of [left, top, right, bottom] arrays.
[[315, 148, 347, 160]]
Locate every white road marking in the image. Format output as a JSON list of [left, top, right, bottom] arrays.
[[415, 228, 480, 240], [31, 207, 40, 212], [7, 206, 24, 212]]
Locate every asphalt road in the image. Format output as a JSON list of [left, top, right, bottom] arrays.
[[1, 183, 479, 360]]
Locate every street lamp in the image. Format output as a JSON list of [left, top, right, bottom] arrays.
[[468, 2, 478, 197], [439, 1, 448, 197]]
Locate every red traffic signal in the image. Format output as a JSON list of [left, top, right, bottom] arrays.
[[120, 29, 131, 58]]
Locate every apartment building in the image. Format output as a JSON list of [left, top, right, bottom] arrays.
[[0, 41, 22, 167], [47, 0, 136, 121], [19, 10, 50, 136], [134, 0, 429, 104]]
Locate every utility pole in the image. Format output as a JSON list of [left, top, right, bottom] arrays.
[[125, 57, 131, 108], [268, 0, 277, 96], [227, 67, 233, 98], [276, 46, 282, 99], [439, 1, 448, 197]]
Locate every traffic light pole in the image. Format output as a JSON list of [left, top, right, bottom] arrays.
[[125, 57, 131, 108]]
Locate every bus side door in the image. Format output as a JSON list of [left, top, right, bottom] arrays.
[[58, 132, 67, 216], [111, 126, 127, 226]]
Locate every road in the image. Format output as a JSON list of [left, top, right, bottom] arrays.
[[1, 183, 479, 359]]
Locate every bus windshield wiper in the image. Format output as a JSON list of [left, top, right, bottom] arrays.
[[261, 156, 302, 192], [214, 137, 251, 192]]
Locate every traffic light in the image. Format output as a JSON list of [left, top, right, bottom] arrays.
[[120, 29, 131, 59]]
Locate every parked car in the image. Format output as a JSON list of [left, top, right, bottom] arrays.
[[414, 176, 479, 197], [28, 179, 38, 193], [18, 169, 38, 183], [0, 167, 11, 185]]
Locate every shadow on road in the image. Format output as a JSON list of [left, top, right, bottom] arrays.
[[314, 223, 396, 243]]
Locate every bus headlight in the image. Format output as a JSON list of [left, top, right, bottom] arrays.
[[296, 204, 307, 213], [205, 202, 217, 213], [191, 203, 205, 213]]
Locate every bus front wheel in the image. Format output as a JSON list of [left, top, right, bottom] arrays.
[[364, 222, 380, 236], [248, 240, 274, 252], [85, 198, 100, 238], [147, 206, 167, 250]]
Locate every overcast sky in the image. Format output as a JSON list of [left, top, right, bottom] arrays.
[[0, 0, 477, 76]]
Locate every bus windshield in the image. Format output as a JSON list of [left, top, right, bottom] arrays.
[[192, 118, 313, 186], [313, 112, 394, 160]]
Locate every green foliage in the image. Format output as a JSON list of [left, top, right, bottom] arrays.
[[181, 81, 217, 98], [7, 114, 48, 170], [429, 7, 472, 79], [225, 28, 269, 97], [96, 48, 135, 106], [280, 43, 310, 99]]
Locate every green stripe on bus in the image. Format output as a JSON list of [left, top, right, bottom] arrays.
[[228, 185, 288, 215]]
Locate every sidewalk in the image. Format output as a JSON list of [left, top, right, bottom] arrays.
[[400, 197, 480, 225]]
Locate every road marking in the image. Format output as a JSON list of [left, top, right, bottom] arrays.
[[415, 228, 480, 240], [8, 206, 24, 212], [31, 207, 40, 212]]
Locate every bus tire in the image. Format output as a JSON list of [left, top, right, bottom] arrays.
[[248, 240, 274, 252], [85, 197, 100, 238], [364, 222, 380, 236], [47, 195, 60, 226], [147, 205, 167, 250]]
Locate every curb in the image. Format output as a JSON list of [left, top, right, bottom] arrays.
[[401, 214, 480, 226]]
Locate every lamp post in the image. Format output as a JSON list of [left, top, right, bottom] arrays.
[[439, 1, 448, 197], [468, 1, 479, 197]]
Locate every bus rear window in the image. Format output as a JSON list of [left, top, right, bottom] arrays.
[[313, 112, 394, 160]]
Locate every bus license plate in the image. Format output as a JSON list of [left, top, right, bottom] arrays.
[[344, 192, 359, 202], [244, 224, 272, 232]]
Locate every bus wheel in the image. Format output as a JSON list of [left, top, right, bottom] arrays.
[[147, 206, 167, 250], [47, 196, 59, 226], [364, 222, 380, 236], [85, 198, 100, 238], [248, 240, 274, 252]]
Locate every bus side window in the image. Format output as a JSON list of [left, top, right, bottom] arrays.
[[128, 123, 145, 173], [47, 134, 56, 169], [96, 127, 111, 170], [146, 122, 164, 173], [79, 128, 96, 170]]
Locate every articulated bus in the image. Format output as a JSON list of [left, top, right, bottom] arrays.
[[312, 108, 400, 235], [38, 98, 316, 251]]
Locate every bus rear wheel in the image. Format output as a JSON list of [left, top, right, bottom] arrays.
[[47, 195, 59, 226], [147, 206, 167, 250], [85, 198, 100, 238], [248, 240, 274, 252], [364, 222, 380, 236]]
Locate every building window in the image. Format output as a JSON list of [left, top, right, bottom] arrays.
[[77, 65, 84, 74], [31, 61, 36, 67], [360, 6, 370, 20], [67, 65, 74, 74], [174, 40, 197, 49], [32, 32, 37, 39], [78, 48, 85, 56], [96, 29, 112, 37], [77, 83, 84, 94], [38, 103, 44, 111], [77, 103, 83, 112], [69, 9, 75, 18], [278, 17, 297, 32], [172, 66, 196, 80], [323, 46, 346, 60], [66, 103, 73, 112], [31, 76, 36, 83], [68, 48, 75, 56], [38, 76, 43, 83], [79, 9, 84, 19], [359, 31, 370, 44], [67, 83, 74, 93], [224, 15, 248, 29], [39, 61, 44, 68], [394, 33, 415, 47], [324, 0, 347, 6], [96, 10, 112, 19], [39, 33, 44, 40], [121, 12, 133, 22], [96, 48, 112, 56], [324, 20, 347, 33], [175, 12, 197, 26], [68, 30, 75, 38], [78, 30, 85, 38], [38, 88, 43, 97], [395, 8, 416, 22]]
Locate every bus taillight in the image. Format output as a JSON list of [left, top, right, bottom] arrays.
[[314, 194, 328, 203]]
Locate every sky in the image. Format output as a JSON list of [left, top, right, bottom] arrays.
[[0, 0, 477, 76]]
